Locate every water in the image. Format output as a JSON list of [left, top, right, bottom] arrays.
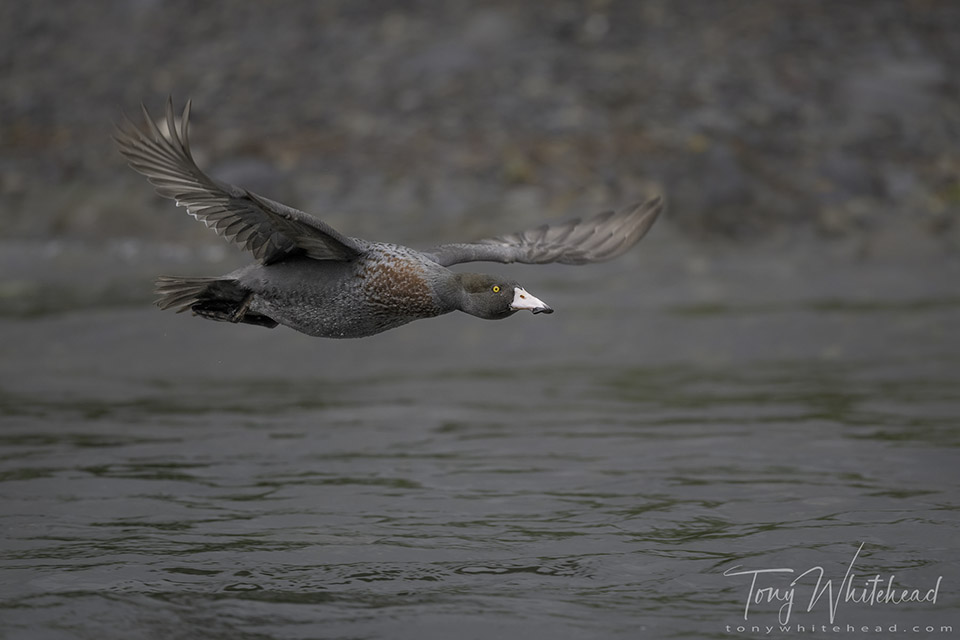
[[1, 247, 958, 639]]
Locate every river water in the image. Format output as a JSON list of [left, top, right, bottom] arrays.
[[1, 243, 957, 639]]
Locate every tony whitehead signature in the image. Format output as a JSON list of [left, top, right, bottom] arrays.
[[723, 543, 943, 624]]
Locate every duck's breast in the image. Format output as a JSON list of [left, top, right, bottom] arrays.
[[355, 245, 442, 319]]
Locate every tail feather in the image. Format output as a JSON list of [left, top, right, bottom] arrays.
[[154, 275, 278, 328], [155, 275, 223, 312]]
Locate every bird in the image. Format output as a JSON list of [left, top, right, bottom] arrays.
[[115, 99, 662, 339]]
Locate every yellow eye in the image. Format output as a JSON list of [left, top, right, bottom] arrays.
[[492, 285, 500, 293]]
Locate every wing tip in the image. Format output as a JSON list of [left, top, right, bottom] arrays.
[[625, 194, 664, 220], [621, 194, 665, 240]]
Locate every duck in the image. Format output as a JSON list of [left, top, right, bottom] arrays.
[[116, 99, 662, 339]]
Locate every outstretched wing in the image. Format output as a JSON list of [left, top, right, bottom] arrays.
[[426, 197, 662, 267], [115, 98, 362, 264]]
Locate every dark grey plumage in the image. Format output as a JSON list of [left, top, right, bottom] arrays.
[[116, 99, 662, 339]]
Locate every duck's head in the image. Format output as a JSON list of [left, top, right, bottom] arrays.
[[455, 273, 553, 320]]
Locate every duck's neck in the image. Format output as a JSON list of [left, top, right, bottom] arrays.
[[434, 272, 479, 316]]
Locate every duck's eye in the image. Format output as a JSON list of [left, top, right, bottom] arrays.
[[492, 285, 500, 293]]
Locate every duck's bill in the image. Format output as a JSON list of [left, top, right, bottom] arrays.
[[511, 287, 554, 314]]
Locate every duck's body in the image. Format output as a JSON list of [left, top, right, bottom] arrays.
[[117, 100, 662, 339], [219, 245, 449, 338], [247, 246, 442, 338]]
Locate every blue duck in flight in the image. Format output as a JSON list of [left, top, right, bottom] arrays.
[[116, 100, 662, 339]]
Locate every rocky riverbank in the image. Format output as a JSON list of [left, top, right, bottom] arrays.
[[3, 1, 958, 261]]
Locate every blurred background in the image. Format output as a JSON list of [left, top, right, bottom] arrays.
[[2, 0, 958, 314], [3, 4, 960, 639]]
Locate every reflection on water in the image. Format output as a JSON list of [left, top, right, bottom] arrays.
[[1, 256, 958, 639]]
